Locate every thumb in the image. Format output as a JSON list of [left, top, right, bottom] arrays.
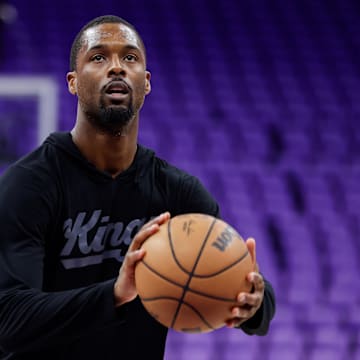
[[245, 237, 257, 270], [124, 249, 146, 268]]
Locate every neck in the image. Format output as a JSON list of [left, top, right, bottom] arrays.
[[71, 118, 139, 178]]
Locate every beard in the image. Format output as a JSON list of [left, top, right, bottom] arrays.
[[99, 102, 134, 136], [84, 95, 135, 136]]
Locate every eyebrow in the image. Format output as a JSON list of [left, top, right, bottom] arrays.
[[87, 43, 142, 53]]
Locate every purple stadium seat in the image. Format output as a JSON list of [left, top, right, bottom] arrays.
[[307, 346, 348, 360], [267, 345, 304, 360], [302, 303, 345, 327], [309, 325, 349, 353], [164, 331, 214, 360], [220, 327, 261, 360]]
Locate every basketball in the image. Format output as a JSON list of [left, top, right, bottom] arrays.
[[135, 213, 254, 333]]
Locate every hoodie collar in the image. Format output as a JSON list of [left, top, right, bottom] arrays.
[[44, 131, 155, 183]]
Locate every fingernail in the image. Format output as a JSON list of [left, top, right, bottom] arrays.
[[239, 294, 246, 303]]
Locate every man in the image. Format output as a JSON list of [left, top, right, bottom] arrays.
[[0, 15, 275, 359]]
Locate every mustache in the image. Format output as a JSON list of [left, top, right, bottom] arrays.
[[102, 79, 131, 93]]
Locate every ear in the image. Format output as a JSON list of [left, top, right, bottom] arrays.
[[245, 237, 258, 271], [145, 71, 151, 95], [66, 71, 77, 95]]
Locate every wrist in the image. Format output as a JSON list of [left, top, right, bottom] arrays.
[[113, 281, 124, 307]]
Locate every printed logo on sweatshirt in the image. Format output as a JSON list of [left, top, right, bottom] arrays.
[[60, 210, 147, 269]]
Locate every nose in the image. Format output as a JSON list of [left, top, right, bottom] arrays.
[[108, 56, 126, 77]]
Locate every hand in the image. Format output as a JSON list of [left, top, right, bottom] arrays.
[[225, 271, 265, 328], [225, 238, 265, 328], [113, 212, 171, 307]]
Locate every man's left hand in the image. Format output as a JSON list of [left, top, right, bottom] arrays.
[[225, 271, 265, 328]]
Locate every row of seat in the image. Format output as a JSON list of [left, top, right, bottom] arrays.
[[1, 1, 359, 132], [164, 318, 360, 360], [0, 113, 357, 165]]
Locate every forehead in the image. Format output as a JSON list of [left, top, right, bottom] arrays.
[[81, 23, 142, 51]]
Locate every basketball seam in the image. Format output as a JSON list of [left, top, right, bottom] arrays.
[[141, 296, 215, 331], [139, 259, 239, 302], [169, 216, 218, 328], [192, 250, 250, 278], [141, 248, 250, 279], [139, 259, 185, 288]]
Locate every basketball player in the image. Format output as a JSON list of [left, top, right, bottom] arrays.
[[0, 15, 275, 359]]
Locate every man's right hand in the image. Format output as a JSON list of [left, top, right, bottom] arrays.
[[113, 212, 170, 307]]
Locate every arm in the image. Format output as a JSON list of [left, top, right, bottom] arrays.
[[0, 280, 122, 352], [0, 167, 123, 353]]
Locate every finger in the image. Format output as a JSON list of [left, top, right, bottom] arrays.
[[121, 249, 146, 274], [128, 212, 171, 251], [128, 224, 160, 252], [231, 306, 245, 318], [125, 248, 146, 265], [228, 304, 258, 327], [225, 318, 242, 328], [245, 237, 257, 270], [237, 292, 262, 309], [236, 291, 264, 311], [246, 272, 265, 291], [143, 212, 171, 229], [236, 273, 264, 301], [225, 315, 246, 328]]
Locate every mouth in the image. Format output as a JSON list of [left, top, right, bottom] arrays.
[[104, 81, 130, 100]]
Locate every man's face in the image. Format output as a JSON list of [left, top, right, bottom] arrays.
[[67, 23, 151, 135]]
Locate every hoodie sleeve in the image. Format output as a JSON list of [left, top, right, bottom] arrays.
[[0, 165, 125, 353]]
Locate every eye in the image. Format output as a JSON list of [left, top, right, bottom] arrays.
[[124, 54, 137, 62], [91, 54, 105, 63]]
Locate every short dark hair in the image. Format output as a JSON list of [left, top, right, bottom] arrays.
[[69, 15, 146, 71]]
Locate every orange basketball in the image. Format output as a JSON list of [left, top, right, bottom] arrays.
[[135, 213, 254, 333]]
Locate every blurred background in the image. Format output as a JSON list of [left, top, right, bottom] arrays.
[[0, 0, 359, 359]]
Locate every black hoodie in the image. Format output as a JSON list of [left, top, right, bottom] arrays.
[[0, 132, 275, 359]]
